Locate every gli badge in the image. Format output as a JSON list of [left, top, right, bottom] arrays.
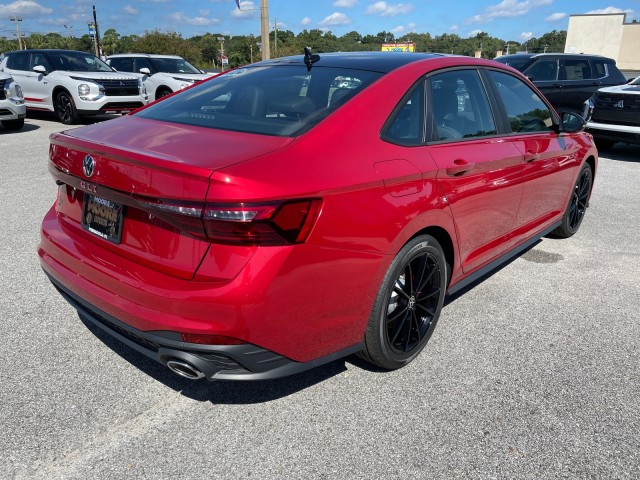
[[82, 154, 95, 178]]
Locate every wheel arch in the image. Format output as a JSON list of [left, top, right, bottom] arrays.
[[155, 85, 173, 99], [409, 226, 455, 288]]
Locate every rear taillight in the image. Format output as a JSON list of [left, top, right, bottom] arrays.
[[140, 198, 322, 246]]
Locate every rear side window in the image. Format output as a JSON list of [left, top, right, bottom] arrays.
[[382, 81, 425, 146], [590, 60, 607, 79], [561, 59, 592, 80], [136, 65, 383, 137], [427, 69, 497, 141], [488, 70, 554, 134]]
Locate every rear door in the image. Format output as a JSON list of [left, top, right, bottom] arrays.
[[425, 69, 526, 273], [558, 58, 598, 112]]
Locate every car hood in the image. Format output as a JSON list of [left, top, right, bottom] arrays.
[[53, 71, 140, 81], [49, 115, 294, 200], [597, 83, 640, 95], [153, 72, 213, 81]]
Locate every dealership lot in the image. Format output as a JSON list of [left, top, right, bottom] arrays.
[[1, 115, 638, 478]]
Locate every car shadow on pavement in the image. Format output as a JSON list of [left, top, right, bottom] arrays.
[[0, 122, 39, 134], [599, 144, 640, 162], [26, 110, 121, 125], [80, 315, 349, 404]]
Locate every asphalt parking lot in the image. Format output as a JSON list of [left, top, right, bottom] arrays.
[[1, 114, 638, 479]]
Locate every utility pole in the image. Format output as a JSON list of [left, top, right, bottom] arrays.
[[260, 0, 270, 60], [92, 5, 102, 58], [217, 36, 226, 71], [9, 16, 23, 50], [273, 17, 278, 58]]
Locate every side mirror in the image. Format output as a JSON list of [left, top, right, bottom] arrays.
[[557, 112, 585, 133], [33, 65, 47, 75], [139, 67, 151, 75]]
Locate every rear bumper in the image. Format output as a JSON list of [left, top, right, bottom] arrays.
[[47, 271, 361, 381]]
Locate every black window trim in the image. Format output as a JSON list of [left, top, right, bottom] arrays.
[[482, 67, 560, 137], [379, 76, 427, 147]]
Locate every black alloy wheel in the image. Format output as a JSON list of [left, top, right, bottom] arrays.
[[157, 88, 172, 99], [54, 91, 78, 125], [551, 163, 593, 238], [361, 235, 447, 370]]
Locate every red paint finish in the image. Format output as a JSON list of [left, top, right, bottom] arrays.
[[39, 53, 597, 368]]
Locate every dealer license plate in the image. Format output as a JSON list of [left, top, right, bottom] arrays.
[[82, 194, 124, 244]]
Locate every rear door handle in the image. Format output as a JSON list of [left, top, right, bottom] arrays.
[[525, 151, 540, 162], [446, 160, 475, 176]]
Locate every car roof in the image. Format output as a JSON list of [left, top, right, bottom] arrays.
[[107, 53, 183, 59], [4, 49, 95, 55], [497, 52, 614, 61], [257, 51, 447, 74]]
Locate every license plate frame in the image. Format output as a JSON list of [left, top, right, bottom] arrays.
[[81, 194, 124, 244]]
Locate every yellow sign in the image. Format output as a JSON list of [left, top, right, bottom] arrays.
[[381, 43, 416, 52]]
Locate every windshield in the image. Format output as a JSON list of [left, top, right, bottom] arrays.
[[630, 76, 640, 85], [135, 65, 383, 137], [151, 57, 201, 74], [494, 57, 532, 72], [48, 51, 113, 72]]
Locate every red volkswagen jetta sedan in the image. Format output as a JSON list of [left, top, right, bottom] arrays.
[[39, 52, 597, 381]]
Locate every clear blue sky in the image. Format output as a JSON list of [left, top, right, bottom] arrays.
[[0, 1, 638, 42]]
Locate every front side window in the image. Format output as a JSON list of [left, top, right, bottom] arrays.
[[109, 57, 134, 72], [8, 52, 29, 71], [488, 70, 554, 134], [135, 65, 383, 137], [428, 69, 497, 141], [524, 59, 558, 81], [133, 58, 155, 73]]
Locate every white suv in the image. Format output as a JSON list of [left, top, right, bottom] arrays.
[[0, 72, 26, 130], [106, 54, 213, 102], [0, 49, 148, 124]]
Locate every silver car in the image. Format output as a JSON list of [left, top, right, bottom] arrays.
[[0, 72, 26, 131]]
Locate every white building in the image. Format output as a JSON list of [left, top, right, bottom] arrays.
[[565, 13, 640, 70]]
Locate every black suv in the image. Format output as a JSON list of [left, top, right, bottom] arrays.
[[494, 53, 627, 114]]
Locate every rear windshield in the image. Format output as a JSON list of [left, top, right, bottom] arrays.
[[135, 65, 383, 137]]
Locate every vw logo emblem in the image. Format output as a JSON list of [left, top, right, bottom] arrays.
[[82, 154, 95, 178]]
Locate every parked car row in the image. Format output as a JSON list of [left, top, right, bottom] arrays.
[[0, 49, 212, 125], [495, 52, 638, 149]]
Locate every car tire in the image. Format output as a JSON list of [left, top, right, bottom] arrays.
[[360, 235, 447, 370], [54, 91, 78, 125], [1, 118, 24, 131], [157, 88, 172, 99], [550, 163, 593, 239]]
